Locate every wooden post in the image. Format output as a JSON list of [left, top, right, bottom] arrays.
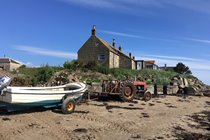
[[154, 84, 158, 96]]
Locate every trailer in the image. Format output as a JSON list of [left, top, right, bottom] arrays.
[[0, 76, 88, 114], [87, 80, 152, 102]]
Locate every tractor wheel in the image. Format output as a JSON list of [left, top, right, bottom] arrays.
[[120, 82, 136, 102], [144, 92, 152, 101], [61, 97, 76, 114]]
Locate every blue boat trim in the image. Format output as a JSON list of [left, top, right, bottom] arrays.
[[0, 94, 83, 112], [1, 100, 61, 106]]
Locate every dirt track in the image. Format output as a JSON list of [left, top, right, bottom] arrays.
[[0, 95, 210, 140]]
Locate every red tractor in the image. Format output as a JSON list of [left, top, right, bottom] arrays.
[[133, 81, 152, 101], [101, 80, 152, 102]]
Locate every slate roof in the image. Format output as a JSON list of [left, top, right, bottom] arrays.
[[96, 36, 135, 60], [145, 60, 155, 65], [0, 58, 23, 65]]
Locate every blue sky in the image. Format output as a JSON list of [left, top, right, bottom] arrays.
[[0, 0, 210, 84]]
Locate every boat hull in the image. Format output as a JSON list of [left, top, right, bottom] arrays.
[[0, 82, 87, 111], [0, 92, 64, 106]]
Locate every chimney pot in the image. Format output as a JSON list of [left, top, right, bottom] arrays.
[[112, 39, 116, 48], [133, 56, 135, 60], [119, 47, 122, 51], [119, 44, 122, 51], [129, 53, 132, 58], [92, 25, 96, 36]]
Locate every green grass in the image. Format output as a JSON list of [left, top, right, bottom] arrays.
[[138, 69, 177, 85]]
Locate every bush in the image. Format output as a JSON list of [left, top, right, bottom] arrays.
[[156, 77, 171, 85], [18, 66, 62, 86], [63, 60, 78, 71], [32, 78, 38, 86], [36, 67, 54, 84]]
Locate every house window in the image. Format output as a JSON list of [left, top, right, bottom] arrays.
[[98, 54, 105, 61]]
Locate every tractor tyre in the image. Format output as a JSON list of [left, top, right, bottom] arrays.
[[120, 82, 136, 102], [144, 91, 152, 101]]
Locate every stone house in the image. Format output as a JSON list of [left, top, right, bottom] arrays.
[[136, 60, 158, 70], [144, 60, 158, 70], [78, 26, 136, 69], [0, 58, 23, 71]]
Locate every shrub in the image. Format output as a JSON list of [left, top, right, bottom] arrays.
[[63, 60, 78, 71], [36, 67, 54, 84], [32, 78, 38, 86], [18, 66, 62, 86]]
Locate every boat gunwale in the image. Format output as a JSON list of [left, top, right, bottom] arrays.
[[4, 83, 88, 95], [4, 90, 87, 95], [6, 82, 86, 90]]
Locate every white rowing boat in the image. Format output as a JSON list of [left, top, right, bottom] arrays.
[[0, 76, 88, 114]]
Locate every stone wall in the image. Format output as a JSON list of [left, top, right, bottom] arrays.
[[119, 54, 132, 69], [10, 63, 22, 71], [0, 62, 21, 71], [78, 34, 136, 70], [0, 63, 10, 71], [78, 36, 110, 67]]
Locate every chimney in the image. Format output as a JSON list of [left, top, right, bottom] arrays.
[[129, 53, 132, 58], [133, 56, 135, 60], [91, 25, 96, 36], [119, 45, 122, 52], [112, 39, 116, 48], [118, 44, 122, 51]]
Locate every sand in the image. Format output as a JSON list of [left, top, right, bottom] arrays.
[[0, 95, 210, 140]]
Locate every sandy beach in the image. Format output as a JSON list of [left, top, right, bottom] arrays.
[[0, 95, 210, 140]]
